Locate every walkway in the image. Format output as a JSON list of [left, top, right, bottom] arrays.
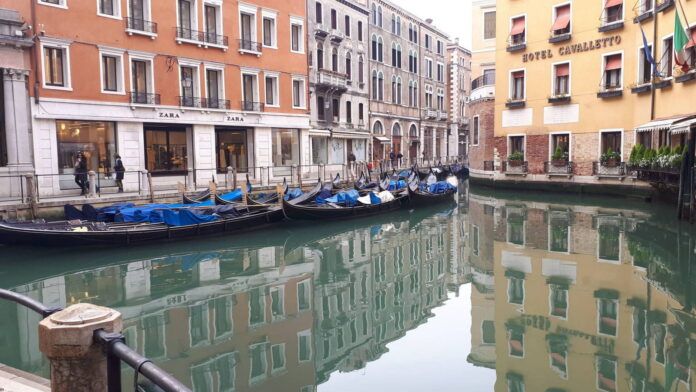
[[0, 364, 49, 392]]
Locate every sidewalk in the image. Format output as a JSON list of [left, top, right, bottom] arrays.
[[0, 364, 49, 392]]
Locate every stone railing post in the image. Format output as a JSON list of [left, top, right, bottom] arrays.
[[39, 303, 122, 392], [87, 171, 97, 197]]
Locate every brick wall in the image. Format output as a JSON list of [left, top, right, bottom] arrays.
[[526, 135, 549, 175], [572, 133, 598, 176], [468, 100, 495, 171]]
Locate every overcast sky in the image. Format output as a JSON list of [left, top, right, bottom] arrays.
[[395, 0, 473, 48]]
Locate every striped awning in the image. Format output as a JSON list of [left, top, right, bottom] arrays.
[[635, 117, 685, 133], [671, 117, 696, 135], [332, 131, 371, 139]]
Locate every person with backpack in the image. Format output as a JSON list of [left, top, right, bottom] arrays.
[[114, 154, 125, 193]]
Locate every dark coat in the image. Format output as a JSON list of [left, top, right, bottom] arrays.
[[114, 158, 125, 181]]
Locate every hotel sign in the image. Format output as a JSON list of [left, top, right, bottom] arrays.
[[522, 35, 622, 63]]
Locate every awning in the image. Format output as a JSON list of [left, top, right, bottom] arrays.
[[332, 131, 371, 139], [605, 54, 622, 70], [635, 116, 686, 133], [605, 0, 622, 8], [510, 17, 525, 36], [552, 5, 571, 31], [309, 129, 331, 136], [373, 136, 391, 143], [671, 117, 696, 135], [555, 63, 569, 77]]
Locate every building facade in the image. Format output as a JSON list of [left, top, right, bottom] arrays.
[[494, 0, 696, 183], [0, 0, 309, 198], [468, 0, 496, 174], [307, 0, 370, 173], [447, 39, 472, 158], [419, 19, 450, 163]]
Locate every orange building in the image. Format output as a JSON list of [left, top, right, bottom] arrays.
[[0, 0, 309, 197]]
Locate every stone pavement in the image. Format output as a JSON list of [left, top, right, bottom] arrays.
[[0, 364, 49, 392]]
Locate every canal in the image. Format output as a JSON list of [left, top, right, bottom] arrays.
[[0, 183, 694, 392]]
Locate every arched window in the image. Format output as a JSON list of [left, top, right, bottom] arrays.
[[317, 43, 324, 69], [408, 81, 414, 106], [392, 122, 401, 136], [396, 16, 401, 36], [377, 36, 384, 62], [396, 44, 402, 68], [391, 75, 397, 103], [373, 120, 384, 134], [377, 6, 383, 28], [409, 124, 418, 138], [372, 70, 378, 99], [391, 14, 396, 34], [371, 35, 378, 61], [345, 52, 352, 80], [396, 77, 402, 104], [378, 72, 384, 100], [391, 43, 397, 67], [358, 56, 364, 84], [371, 4, 377, 25], [332, 48, 338, 72]]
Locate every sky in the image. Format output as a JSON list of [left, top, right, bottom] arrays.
[[394, 0, 473, 48]]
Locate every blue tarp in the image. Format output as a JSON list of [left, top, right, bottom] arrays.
[[398, 170, 411, 178], [428, 181, 457, 194], [388, 180, 407, 191], [218, 189, 243, 202], [114, 201, 214, 223], [317, 189, 359, 206], [284, 188, 303, 201], [162, 209, 219, 226], [369, 192, 382, 205]]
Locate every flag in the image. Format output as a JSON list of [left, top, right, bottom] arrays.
[[674, 10, 690, 72], [640, 25, 659, 77]]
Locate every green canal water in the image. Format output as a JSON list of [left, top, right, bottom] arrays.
[[1, 183, 695, 391]]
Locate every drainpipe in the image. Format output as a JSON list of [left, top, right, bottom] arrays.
[[30, 0, 40, 104], [650, 4, 658, 123]]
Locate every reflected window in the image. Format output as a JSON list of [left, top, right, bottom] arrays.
[[548, 335, 568, 379], [549, 218, 569, 253], [142, 314, 165, 358], [507, 277, 524, 305], [507, 328, 524, 357], [506, 373, 524, 392], [298, 331, 312, 362], [654, 324, 666, 364], [472, 225, 480, 256], [270, 286, 284, 319], [632, 308, 647, 347], [482, 320, 495, 344], [323, 338, 330, 359], [191, 362, 212, 391], [145, 125, 188, 174], [249, 288, 265, 326], [190, 304, 208, 346], [507, 217, 525, 245], [216, 127, 248, 173], [597, 298, 618, 336], [297, 279, 311, 311], [56, 120, 117, 189], [249, 342, 267, 383], [350, 320, 357, 343], [271, 343, 285, 372], [217, 353, 236, 392], [549, 284, 568, 318], [214, 296, 233, 338], [395, 311, 404, 330], [596, 356, 617, 392], [598, 224, 620, 262]]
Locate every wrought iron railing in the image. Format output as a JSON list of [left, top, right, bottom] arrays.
[[125, 17, 158, 34], [241, 100, 263, 112], [471, 73, 495, 90], [178, 95, 202, 108], [202, 98, 231, 110], [175, 27, 229, 46], [129, 91, 160, 105], [239, 39, 262, 52], [592, 161, 627, 176], [544, 161, 574, 175]]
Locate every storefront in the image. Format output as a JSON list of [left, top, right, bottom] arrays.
[[144, 124, 189, 176], [56, 120, 117, 190], [215, 127, 250, 173], [272, 128, 300, 177]]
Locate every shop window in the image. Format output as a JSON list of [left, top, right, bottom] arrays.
[[483, 11, 496, 40], [603, 0, 623, 25], [144, 125, 188, 175], [597, 298, 618, 336], [510, 71, 525, 100], [56, 120, 117, 188], [509, 16, 525, 45], [553, 63, 570, 96], [482, 320, 495, 344], [312, 136, 328, 164], [272, 128, 299, 174], [602, 54, 622, 90], [549, 284, 568, 318], [215, 127, 247, 172], [552, 4, 571, 36], [596, 356, 617, 392]]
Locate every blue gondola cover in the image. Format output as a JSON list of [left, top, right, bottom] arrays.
[[162, 209, 219, 226]]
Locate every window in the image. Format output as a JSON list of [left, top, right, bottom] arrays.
[[597, 298, 618, 336], [377, 6, 383, 27], [373, 121, 383, 135], [346, 53, 352, 80], [332, 48, 338, 72], [437, 88, 444, 110], [687, 27, 696, 69], [317, 43, 324, 69], [345, 15, 351, 36], [378, 36, 383, 62], [100, 51, 124, 94], [425, 85, 433, 108], [602, 54, 622, 90], [426, 58, 433, 78], [437, 63, 444, 82], [315, 1, 322, 23], [357, 21, 363, 41], [98, 0, 119, 17], [43, 44, 69, 89], [641, 0, 653, 13], [317, 96, 325, 121], [127, 0, 154, 34], [510, 70, 525, 100], [551, 133, 570, 160], [130, 56, 154, 103], [484, 11, 496, 39], [331, 8, 337, 29], [371, 35, 378, 61], [358, 56, 364, 84], [262, 12, 277, 48], [425, 34, 432, 50], [332, 98, 339, 122], [264, 74, 279, 106], [346, 101, 352, 124], [553, 63, 570, 96], [638, 44, 652, 84], [293, 78, 305, 108], [312, 136, 328, 164], [241, 72, 259, 110], [271, 344, 286, 372], [509, 16, 525, 45], [509, 135, 525, 156], [437, 40, 443, 54], [39, 0, 66, 7], [239, 5, 258, 52], [179, 65, 198, 107], [291, 18, 304, 53], [144, 125, 188, 174], [603, 0, 623, 25], [177, 0, 194, 39], [272, 128, 299, 169], [662, 36, 673, 78], [552, 4, 571, 36], [297, 280, 311, 311], [358, 103, 364, 123], [205, 68, 224, 109], [472, 116, 479, 145], [216, 127, 247, 172], [56, 120, 116, 188]]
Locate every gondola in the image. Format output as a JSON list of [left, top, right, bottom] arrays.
[[0, 206, 284, 247], [182, 189, 211, 204], [287, 181, 325, 205], [246, 178, 288, 206], [354, 172, 378, 191], [331, 173, 342, 190], [282, 192, 408, 220], [406, 179, 457, 206]]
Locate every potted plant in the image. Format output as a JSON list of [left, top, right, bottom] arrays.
[[508, 151, 525, 167], [600, 148, 621, 167], [551, 147, 569, 167]]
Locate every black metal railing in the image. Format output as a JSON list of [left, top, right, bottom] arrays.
[[238, 39, 262, 52], [125, 17, 158, 34], [175, 27, 229, 46], [202, 98, 231, 110], [178, 95, 202, 108], [0, 288, 191, 392], [202, 31, 228, 46], [241, 100, 263, 111], [130, 91, 160, 105], [471, 73, 495, 90]]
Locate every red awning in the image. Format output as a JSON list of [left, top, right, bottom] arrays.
[[605, 0, 622, 8], [552, 5, 571, 31], [555, 63, 569, 77], [686, 28, 696, 49], [510, 17, 525, 36], [605, 55, 622, 70], [512, 71, 524, 79]]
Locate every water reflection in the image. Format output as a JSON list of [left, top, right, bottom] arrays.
[[3, 185, 696, 391]]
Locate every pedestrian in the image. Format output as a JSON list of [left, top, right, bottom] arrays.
[[74, 153, 88, 195], [347, 151, 356, 180], [114, 154, 125, 193], [397, 152, 403, 168], [422, 150, 427, 166], [389, 149, 396, 170]]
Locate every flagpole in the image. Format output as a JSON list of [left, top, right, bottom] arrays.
[[651, 3, 658, 122]]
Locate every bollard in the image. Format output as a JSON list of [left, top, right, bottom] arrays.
[[87, 171, 97, 198], [291, 165, 297, 186], [241, 177, 248, 205], [24, 174, 38, 219], [297, 165, 302, 188], [39, 303, 122, 392], [232, 167, 237, 190], [146, 171, 154, 203]]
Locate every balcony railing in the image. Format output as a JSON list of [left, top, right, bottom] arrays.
[[438, 110, 448, 120], [239, 39, 262, 53], [241, 101, 263, 112], [423, 108, 438, 119], [130, 91, 160, 105], [202, 98, 231, 110], [503, 160, 528, 175], [544, 161, 574, 175], [592, 161, 627, 177], [178, 95, 202, 108], [202, 31, 228, 47], [175, 27, 229, 47], [125, 17, 158, 35], [597, 84, 623, 98], [472, 73, 495, 90], [317, 69, 348, 90]]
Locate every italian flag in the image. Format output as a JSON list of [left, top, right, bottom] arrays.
[[675, 10, 690, 72]]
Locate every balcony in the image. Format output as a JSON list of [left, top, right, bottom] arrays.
[[174, 27, 229, 49], [593, 161, 626, 178], [470, 73, 495, 101], [598, 18, 624, 33], [438, 110, 448, 120], [549, 32, 571, 44], [202, 98, 230, 110], [129, 91, 160, 105], [330, 29, 345, 44], [314, 24, 329, 38], [630, 82, 652, 94], [241, 101, 263, 112], [676, 71, 696, 84], [633, 10, 654, 24], [238, 39, 262, 56], [503, 161, 528, 176], [597, 85, 623, 99], [548, 94, 571, 104], [423, 108, 438, 119], [505, 99, 526, 109], [544, 161, 574, 177], [506, 41, 526, 53], [125, 17, 157, 38], [178, 96, 202, 108], [316, 69, 348, 92], [655, 0, 674, 12]]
